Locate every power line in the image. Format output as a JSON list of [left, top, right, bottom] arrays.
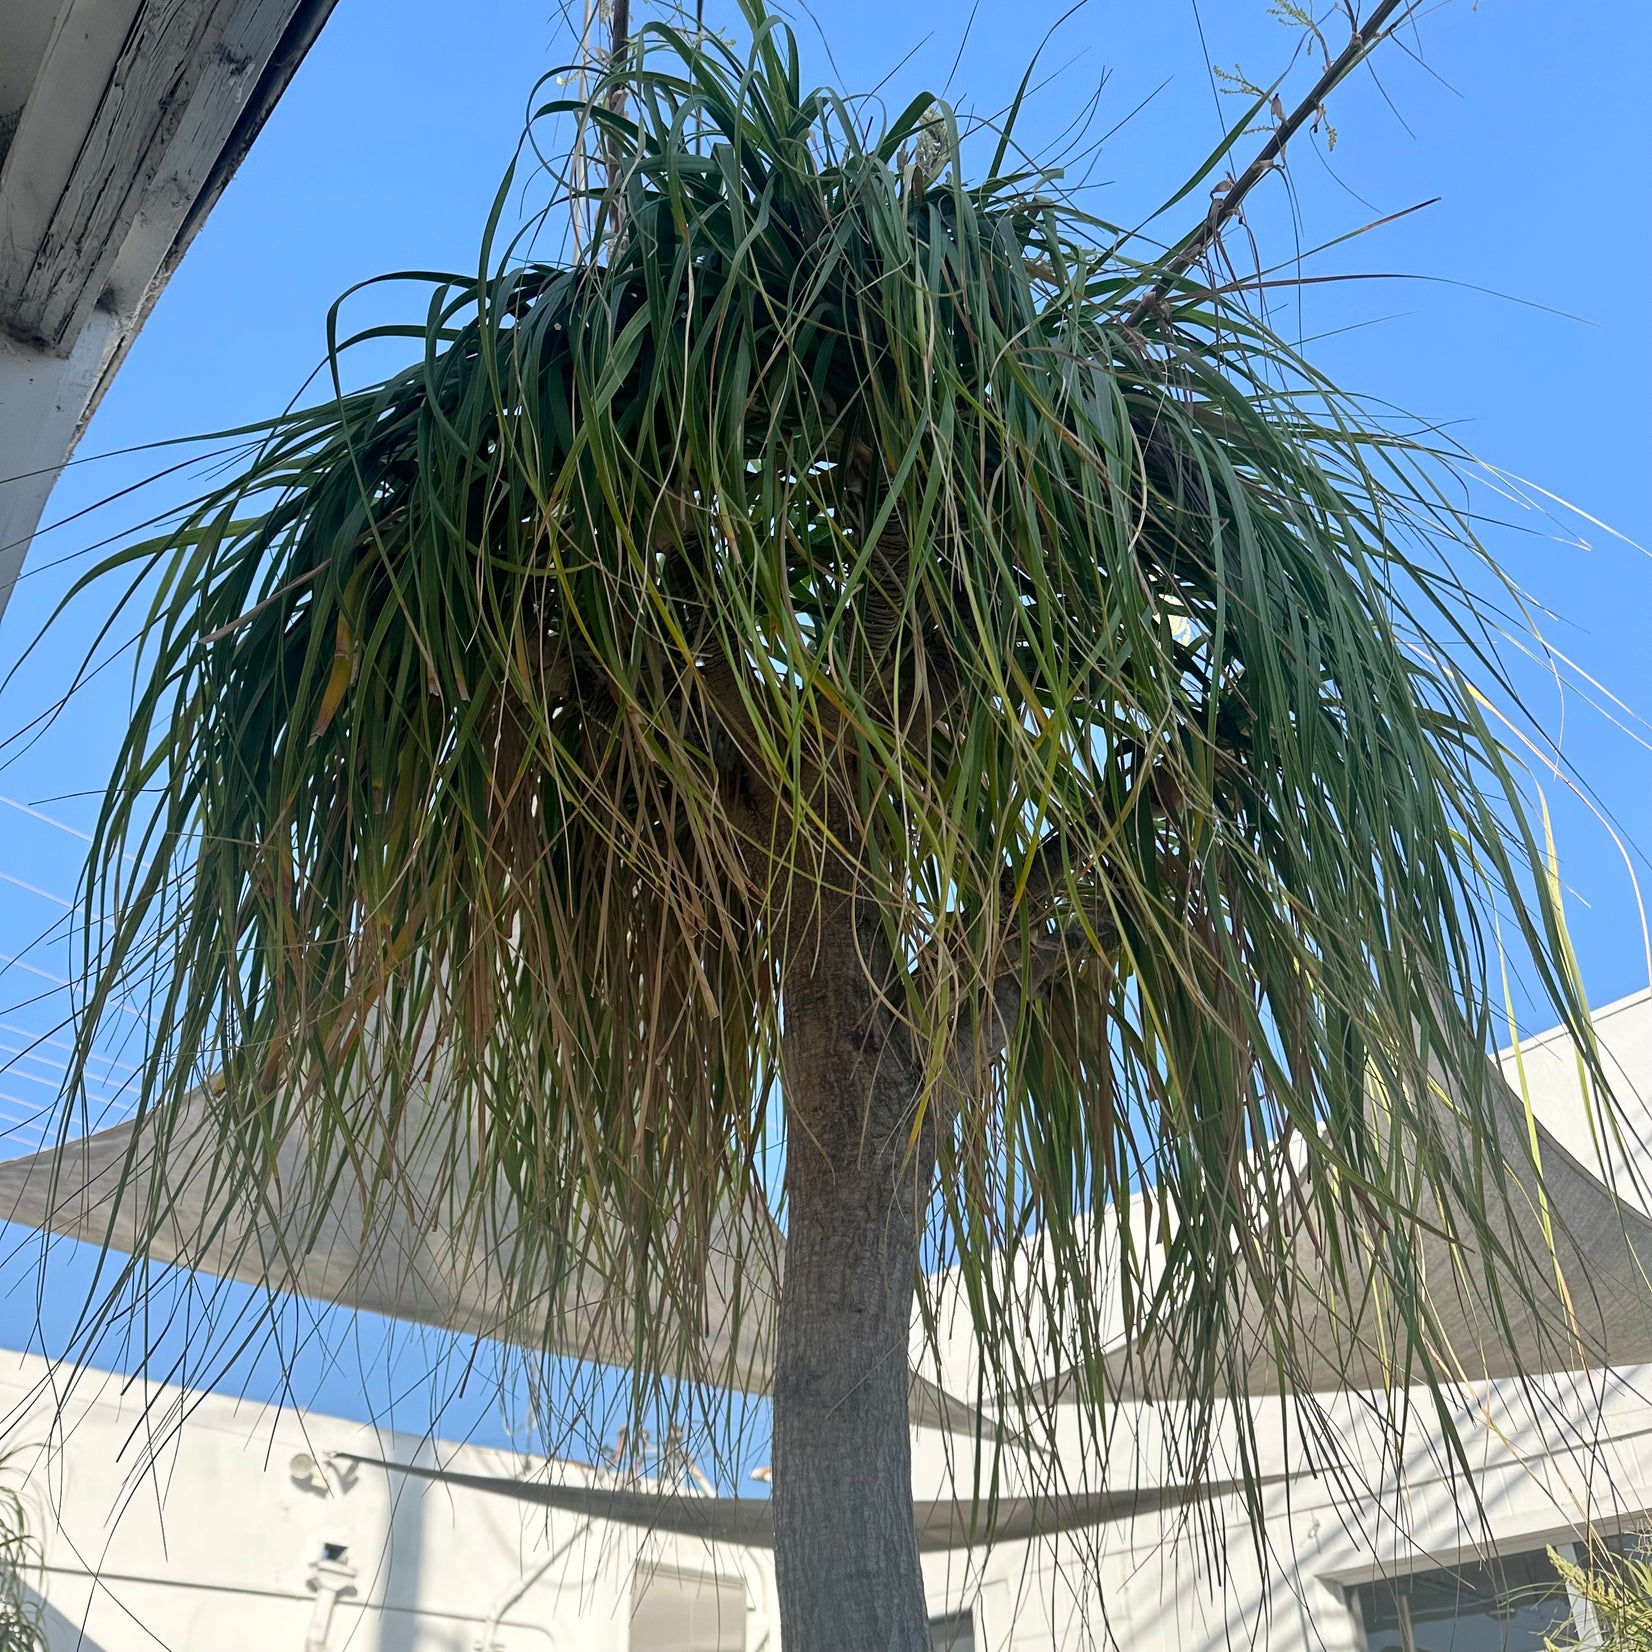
[[0, 952, 151, 1025], [0, 871, 74, 909], [0, 1022, 139, 1074], [0, 794, 141, 864], [0, 1038, 136, 1082], [0, 795, 92, 844]]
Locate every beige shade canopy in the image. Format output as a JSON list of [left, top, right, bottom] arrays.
[[336, 1450, 1288, 1551], [0, 1086, 978, 1431], [914, 996, 1652, 1409], [1084, 1090, 1652, 1403], [4, 997, 1652, 1422]]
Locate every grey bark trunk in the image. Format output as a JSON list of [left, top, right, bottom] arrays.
[[772, 908, 933, 1651]]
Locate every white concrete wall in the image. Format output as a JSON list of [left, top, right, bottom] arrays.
[[0, 1350, 775, 1652], [7, 1341, 1652, 1651], [909, 1366, 1652, 1651]]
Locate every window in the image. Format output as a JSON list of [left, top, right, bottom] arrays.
[[630, 1566, 747, 1652], [929, 1609, 977, 1652], [1606, 1527, 1652, 1566], [1354, 1546, 1577, 1652]]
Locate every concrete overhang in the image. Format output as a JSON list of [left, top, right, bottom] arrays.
[[0, 0, 340, 619]]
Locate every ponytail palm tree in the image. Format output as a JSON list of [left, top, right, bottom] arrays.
[[63, 6, 1605, 1646]]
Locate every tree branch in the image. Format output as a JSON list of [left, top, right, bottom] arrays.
[[1123, 0, 1413, 330]]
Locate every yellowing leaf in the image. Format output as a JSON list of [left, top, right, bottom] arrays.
[[310, 615, 355, 744]]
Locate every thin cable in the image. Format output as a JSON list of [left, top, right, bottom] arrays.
[[0, 796, 92, 844], [0, 796, 145, 870], [0, 953, 151, 1025], [0, 872, 74, 909], [0, 1023, 139, 1073]]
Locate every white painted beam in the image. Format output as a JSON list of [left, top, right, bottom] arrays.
[[0, 2, 67, 135], [0, 0, 146, 345], [0, 311, 119, 620], [0, 0, 297, 354], [0, 0, 338, 621]]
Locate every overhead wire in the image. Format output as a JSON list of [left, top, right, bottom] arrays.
[[0, 802, 148, 1152]]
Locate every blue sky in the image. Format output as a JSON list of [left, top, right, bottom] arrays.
[[0, 0, 1647, 1454]]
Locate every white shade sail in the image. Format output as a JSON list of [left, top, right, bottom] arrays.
[[4, 996, 1652, 1416], [336, 1451, 1286, 1552], [1074, 1001, 1652, 1402], [1083, 1098, 1652, 1403], [0, 1081, 776, 1368], [0, 1087, 981, 1430]]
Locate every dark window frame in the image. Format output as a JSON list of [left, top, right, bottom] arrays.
[[1349, 1543, 1578, 1652], [928, 1607, 978, 1652]]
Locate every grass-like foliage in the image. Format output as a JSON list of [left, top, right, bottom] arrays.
[[1550, 1546, 1652, 1651], [51, 0, 1608, 1609], [0, 1467, 44, 1652]]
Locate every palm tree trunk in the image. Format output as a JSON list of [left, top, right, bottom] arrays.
[[772, 910, 932, 1650]]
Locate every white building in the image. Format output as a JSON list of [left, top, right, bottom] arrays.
[[2, 1265, 1651, 1650], [0, 1348, 765, 1651], [1, 990, 1650, 1651]]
